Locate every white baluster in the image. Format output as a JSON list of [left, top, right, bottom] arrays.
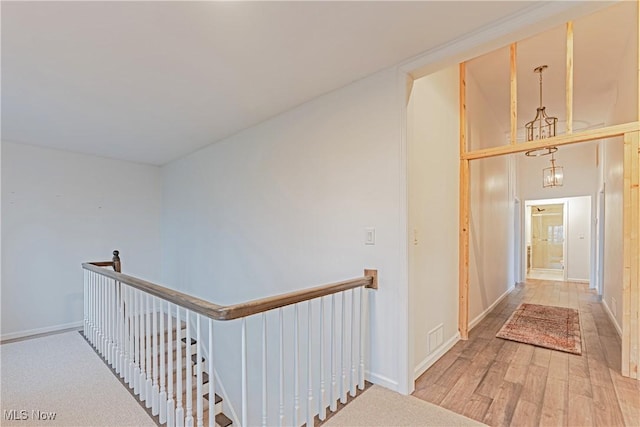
[[83, 270, 88, 339], [307, 301, 314, 427], [98, 275, 103, 355], [152, 297, 160, 415], [112, 279, 117, 369], [208, 318, 214, 427], [95, 273, 99, 348], [85, 271, 90, 342], [160, 300, 167, 424], [279, 308, 285, 427], [241, 317, 248, 427], [91, 272, 95, 346], [262, 312, 267, 427], [196, 315, 203, 427], [123, 285, 130, 385], [118, 281, 125, 377], [319, 296, 326, 420], [108, 277, 113, 366], [185, 310, 193, 427], [176, 306, 184, 427], [340, 292, 347, 404], [100, 276, 109, 358], [139, 290, 147, 401], [359, 287, 365, 390], [350, 289, 356, 397], [146, 294, 153, 408], [167, 303, 176, 427], [134, 290, 141, 396], [293, 304, 299, 427], [330, 294, 337, 412]]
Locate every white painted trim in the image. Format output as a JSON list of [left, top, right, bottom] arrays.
[[413, 333, 460, 380], [1, 321, 83, 342], [469, 285, 515, 331], [365, 370, 399, 393], [396, 66, 412, 396], [567, 278, 590, 284], [602, 300, 622, 337]]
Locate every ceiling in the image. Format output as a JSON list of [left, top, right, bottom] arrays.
[[2, 1, 608, 165], [466, 1, 637, 142]]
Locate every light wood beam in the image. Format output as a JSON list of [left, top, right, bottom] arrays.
[[510, 43, 518, 144], [462, 122, 640, 160], [459, 159, 470, 340], [459, 62, 470, 340], [460, 63, 467, 155], [566, 21, 574, 134], [622, 131, 640, 379]]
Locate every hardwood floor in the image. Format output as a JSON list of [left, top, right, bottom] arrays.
[[413, 280, 640, 427]]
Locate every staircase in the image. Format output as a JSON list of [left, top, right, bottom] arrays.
[[87, 309, 234, 427], [83, 252, 378, 427]]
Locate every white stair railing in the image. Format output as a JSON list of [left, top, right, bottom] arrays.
[[82, 251, 378, 427]]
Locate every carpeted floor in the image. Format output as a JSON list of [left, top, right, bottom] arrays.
[[0, 331, 155, 426], [323, 385, 486, 426], [2, 331, 485, 427]]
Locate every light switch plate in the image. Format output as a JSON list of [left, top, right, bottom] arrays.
[[365, 227, 375, 245]]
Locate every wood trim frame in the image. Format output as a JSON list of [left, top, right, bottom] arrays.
[[458, 10, 640, 378], [622, 131, 640, 378], [459, 63, 470, 340]]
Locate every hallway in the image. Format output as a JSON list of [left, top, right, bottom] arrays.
[[413, 280, 639, 426]]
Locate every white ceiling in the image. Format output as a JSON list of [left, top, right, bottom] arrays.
[[467, 1, 637, 140], [2, 1, 609, 165]]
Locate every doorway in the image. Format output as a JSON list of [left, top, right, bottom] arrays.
[[523, 196, 593, 284], [527, 202, 566, 281]]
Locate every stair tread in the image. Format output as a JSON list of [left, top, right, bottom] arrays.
[[181, 337, 197, 346], [216, 412, 233, 427], [202, 393, 223, 404]]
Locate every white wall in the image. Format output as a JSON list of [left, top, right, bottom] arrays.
[[566, 196, 591, 282], [601, 19, 637, 331], [408, 66, 459, 379], [1, 142, 162, 340], [161, 67, 406, 421], [517, 143, 599, 201], [517, 143, 599, 285], [467, 72, 515, 326]]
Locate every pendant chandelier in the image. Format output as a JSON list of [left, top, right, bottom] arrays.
[[525, 147, 564, 188], [525, 65, 557, 141], [543, 151, 563, 187], [524, 65, 562, 188]]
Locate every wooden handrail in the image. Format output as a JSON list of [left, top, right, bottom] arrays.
[[82, 261, 378, 321], [87, 250, 121, 272]]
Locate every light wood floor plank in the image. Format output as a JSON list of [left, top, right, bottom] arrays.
[[412, 280, 638, 426]]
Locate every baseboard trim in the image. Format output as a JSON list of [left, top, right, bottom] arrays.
[[567, 278, 590, 284], [602, 300, 622, 337], [1, 321, 83, 343], [365, 371, 398, 392], [469, 285, 515, 331], [413, 333, 460, 380]]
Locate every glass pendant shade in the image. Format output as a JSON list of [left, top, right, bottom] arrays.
[[543, 158, 563, 188]]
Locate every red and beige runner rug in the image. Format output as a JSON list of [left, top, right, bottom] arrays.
[[496, 303, 582, 355]]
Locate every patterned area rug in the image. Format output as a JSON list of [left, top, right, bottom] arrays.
[[496, 303, 582, 355]]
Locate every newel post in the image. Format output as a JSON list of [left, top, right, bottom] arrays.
[[112, 250, 121, 273]]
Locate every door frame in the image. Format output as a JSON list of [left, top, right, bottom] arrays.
[[524, 198, 569, 281]]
